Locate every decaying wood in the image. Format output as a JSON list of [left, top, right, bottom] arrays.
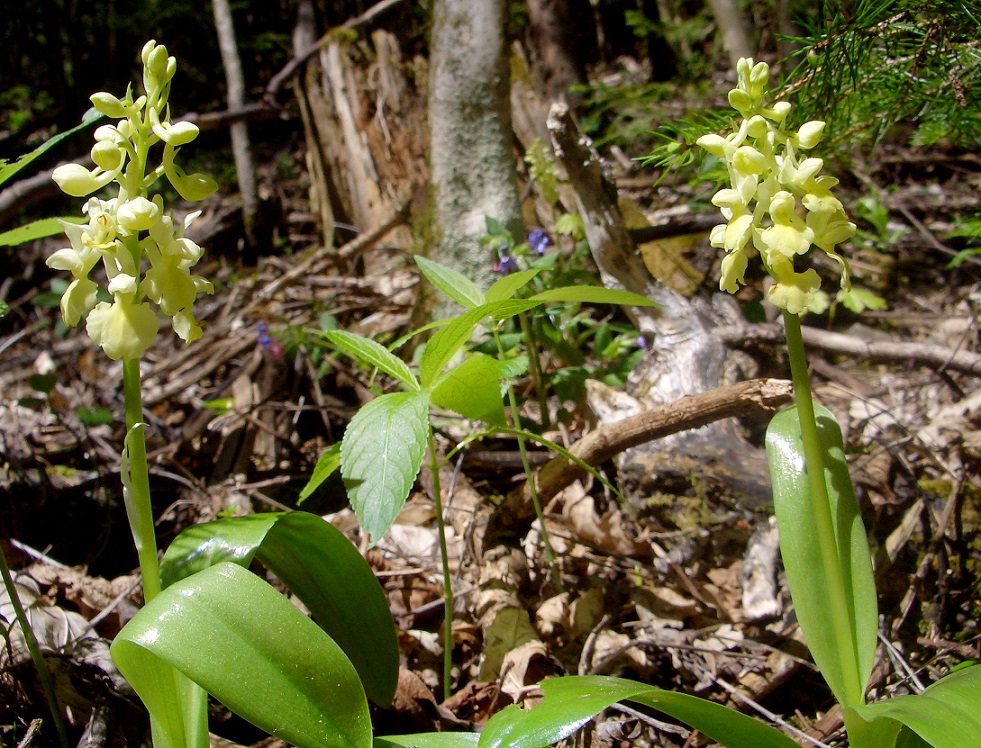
[[717, 321, 981, 377], [492, 378, 793, 527]]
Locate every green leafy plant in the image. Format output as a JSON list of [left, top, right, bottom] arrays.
[[303, 252, 655, 700]]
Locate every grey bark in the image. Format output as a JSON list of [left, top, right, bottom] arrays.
[[428, 0, 523, 296], [706, 0, 754, 69], [213, 0, 258, 246]]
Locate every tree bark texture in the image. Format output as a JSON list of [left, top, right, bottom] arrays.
[[292, 10, 422, 271], [212, 0, 258, 247], [428, 0, 523, 295]]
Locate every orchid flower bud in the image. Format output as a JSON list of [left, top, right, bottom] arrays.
[[52, 163, 114, 197]]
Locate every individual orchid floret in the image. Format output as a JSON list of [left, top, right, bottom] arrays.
[[697, 57, 856, 315], [86, 296, 161, 361]]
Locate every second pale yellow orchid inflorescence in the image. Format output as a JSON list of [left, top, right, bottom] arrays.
[[47, 40, 217, 360], [697, 58, 856, 316]]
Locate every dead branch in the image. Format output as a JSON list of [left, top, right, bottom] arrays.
[[716, 323, 981, 377], [496, 378, 793, 526]]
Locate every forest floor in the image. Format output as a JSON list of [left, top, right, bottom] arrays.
[[1, 107, 980, 747]]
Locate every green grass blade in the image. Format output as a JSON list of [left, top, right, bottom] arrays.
[[766, 405, 878, 706], [479, 676, 797, 748], [160, 512, 398, 706], [112, 562, 372, 748]]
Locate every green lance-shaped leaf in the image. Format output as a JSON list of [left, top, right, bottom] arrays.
[[419, 300, 539, 388], [415, 256, 485, 309], [342, 390, 431, 543], [846, 663, 981, 748], [0, 216, 86, 247], [160, 511, 398, 707], [0, 108, 102, 187], [430, 353, 510, 426], [766, 404, 878, 707], [112, 562, 372, 748], [485, 268, 542, 303], [479, 676, 799, 748], [529, 286, 658, 307], [299, 442, 342, 503], [326, 330, 419, 391], [375, 735, 479, 748]]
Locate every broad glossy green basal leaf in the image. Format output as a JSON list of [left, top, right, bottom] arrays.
[[479, 676, 797, 748], [112, 562, 371, 748], [375, 735, 479, 748], [342, 390, 430, 543], [160, 511, 398, 707], [848, 663, 981, 748], [766, 404, 877, 707]]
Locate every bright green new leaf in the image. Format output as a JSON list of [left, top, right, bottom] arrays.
[[530, 286, 657, 307], [766, 405, 878, 707], [0, 216, 86, 247], [479, 676, 798, 748], [419, 300, 539, 388], [848, 663, 981, 748], [326, 330, 419, 391], [0, 108, 102, 187], [485, 268, 541, 303], [375, 735, 479, 748], [112, 562, 372, 748], [160, 511, 398, 707], [342, 390, 430, 543], [299, 442, 342, 503], [431, 353, 511, 426], [415, 256, 485, 309]]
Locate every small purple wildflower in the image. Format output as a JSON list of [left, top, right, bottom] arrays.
[[528, 229, 549, 255], [636, 335, 648, 351], [257, 322, 273, 348], [494, 253, 519, 274]]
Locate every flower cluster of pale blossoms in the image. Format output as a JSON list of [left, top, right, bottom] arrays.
[[47, 40, 217, 360], [697, 58, 856, 315]]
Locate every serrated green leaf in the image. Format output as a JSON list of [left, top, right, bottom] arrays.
[[325, 330, 418, 391], [485, 268, 541, 303], [530, 286, 657, 307], [415, 256, 485, 308], [300, 443, 342, 503], [159, 511, 398, 707], [848, 664, 981, 748], [479, 676, 798, 748], [431, 354, 507, 426], [112, 563, 371, 748], [419, 301, 539, 388], [0, 216, 86, 247], [342, 391, 430, 543], [766, 405, 877, 707]]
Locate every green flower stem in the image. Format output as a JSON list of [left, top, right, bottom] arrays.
[[0, 546, 69, 748], [517, 311, 550, 431], [492, 329, 561, 589], [122, 358, 162, 602], [783, 310, 864, 706], [426, 427, 454, 702]]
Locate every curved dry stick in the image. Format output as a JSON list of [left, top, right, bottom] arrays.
[[494, 378, 793, 527]]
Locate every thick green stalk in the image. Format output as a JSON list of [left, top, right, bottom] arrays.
[[0, 547, 69, 748], [122, 358, 162, 602], [783, 311, 864, 706], [427, 427, 454, 702]]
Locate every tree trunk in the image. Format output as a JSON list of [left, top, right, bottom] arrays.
[[428, 0, 522, 299], [706, 0, 753, 69], [212, 0, 258, 250]]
